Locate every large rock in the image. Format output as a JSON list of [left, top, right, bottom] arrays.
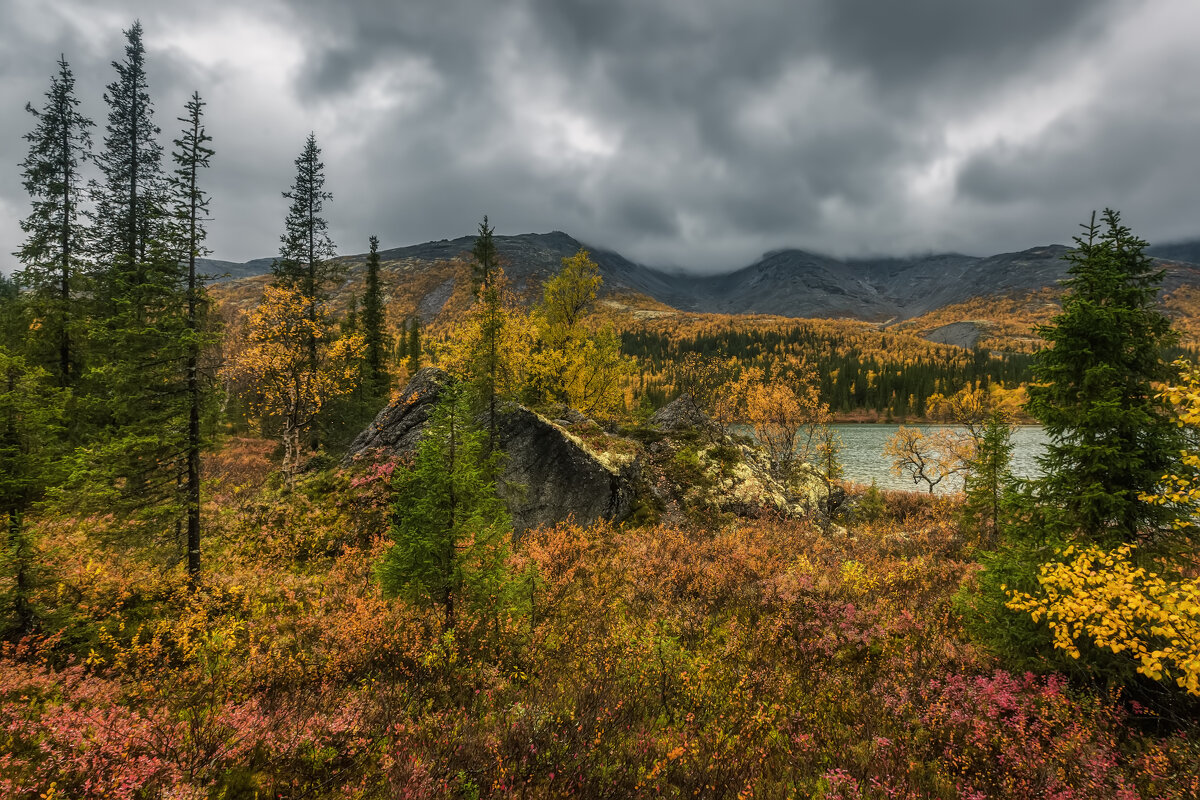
[[347, 367, 450, 456], [494, 407, 638, 533], [347, 368, 637, 533], [650, 394, 722, 434]]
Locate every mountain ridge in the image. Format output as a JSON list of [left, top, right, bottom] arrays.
[[203, 232, 1200, 324]]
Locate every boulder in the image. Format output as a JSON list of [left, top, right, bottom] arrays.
[[346, 367, 449, 457], [347, 369, 637, 533], [650, 394, 722, 434]]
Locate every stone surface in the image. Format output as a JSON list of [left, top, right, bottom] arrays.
[[346, 367, 450, 457], [347, 368, 637, 533], [650, 394, 721, 433]]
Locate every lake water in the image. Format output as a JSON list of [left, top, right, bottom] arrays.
[[734, 424, 1049, 494]]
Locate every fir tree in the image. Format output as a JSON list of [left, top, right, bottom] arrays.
[[376, 381, 511, 629], [361, 234, 390, 398], [471, 216, 502, 449], [406, 317, 422, 374], [1027, 210, 1181, 544], [91, 20, 167, 297], [0, 349, 68, 634], [273, 133, 337, 299], [273, 133, 337, 449], [962, 411, 1014, 547], [15, 56, 93, 386], [168, 91, 215, 589]]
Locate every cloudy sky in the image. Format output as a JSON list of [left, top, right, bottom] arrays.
[[1, 0, 1198, 272]]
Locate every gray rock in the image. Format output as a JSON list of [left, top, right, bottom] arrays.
[[346, 367, 450, 457], [347, 368, 637, 534], [495, 406, 638, 533], [650, 394, 720, 433]]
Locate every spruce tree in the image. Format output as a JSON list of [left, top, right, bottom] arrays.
[[91, 20, 167, 297], [15, 56, 93, 387], [273, 133, 337, 449], [376, 381, 511, 629], [406, 317, 422, 374], [0, 348, 68, 634], [168, 91, 214, 589], [471, 216, 502, 449], [361, 234, 390, 398], [273, 133, 337, 299], [76, 21, 191, 552], [1027, 209, 1181, 544], [962, 411, 1014, 547]]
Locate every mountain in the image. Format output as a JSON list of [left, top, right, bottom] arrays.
[[207, 231, 1200, 326]]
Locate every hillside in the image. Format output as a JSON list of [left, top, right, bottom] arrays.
[[208, 232, 1200, 335]]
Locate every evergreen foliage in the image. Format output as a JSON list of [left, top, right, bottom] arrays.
[[471, 216, 504, 448], [0, 349, 68, 634], [1027, 210, 1181, 544], [15, 56, 93, 386], [75, 21, 195, 549], [962, 411, 1015, 546], [361, 235, 390, 399], [406, 317, 422, 374], [90, 20, 166, 287], [376, 382, 512, 629], [273, 133, 337, 298], [168, 91, 215, 589]]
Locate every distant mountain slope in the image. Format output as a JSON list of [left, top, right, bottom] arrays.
[[207, 231, 1200, 327]]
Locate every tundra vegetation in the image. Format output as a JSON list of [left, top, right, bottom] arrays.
[[1, 21, 1199, 800]]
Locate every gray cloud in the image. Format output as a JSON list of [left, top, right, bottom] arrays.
[[1, 0, 1197, 275]]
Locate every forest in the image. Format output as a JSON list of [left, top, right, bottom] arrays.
[[2, 20, 1200, 800]]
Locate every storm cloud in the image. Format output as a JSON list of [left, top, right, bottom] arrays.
[[0, 0, 1196, 272]]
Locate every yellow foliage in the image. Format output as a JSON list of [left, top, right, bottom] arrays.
[[1006, 544, 1200, 695], [224, 284, 364, 472]]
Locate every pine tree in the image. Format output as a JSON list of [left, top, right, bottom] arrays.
[[273, 133, 338, 449], [91, 20, 167, 297], [15, 56, 93, 386], [376, 381, 511, 630], [471, 216, 502, 449], [406, 317, 422, 374], [0, 349, 68, 634], [168, 91, 214, 589], [361, 235, 390, 398], [1027, 209, 1181, 544], [75, 22, 192, 552], [962, 411, 1014, 547]]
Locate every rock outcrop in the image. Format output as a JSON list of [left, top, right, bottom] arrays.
[[347, 368, 637, 533], [347, 367, 449, 457]]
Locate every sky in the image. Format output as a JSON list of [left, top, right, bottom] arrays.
[[1, 0, 1199, 273]]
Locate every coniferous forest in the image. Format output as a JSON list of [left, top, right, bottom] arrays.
[[2, 19, 1200, 800]]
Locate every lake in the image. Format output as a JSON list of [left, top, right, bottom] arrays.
[[733, 424, 1049, 494]]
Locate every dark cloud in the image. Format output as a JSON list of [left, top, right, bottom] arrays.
[[1, 0, 1198, 275]]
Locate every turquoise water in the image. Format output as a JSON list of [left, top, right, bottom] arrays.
[[733, 423, 1049, 494], [829, 424, 1048, 493]]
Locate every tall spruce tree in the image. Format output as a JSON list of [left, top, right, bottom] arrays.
[[471, 216, 502, 449], [91, 20, 167, 298], [1027, 209, 1181, 544], [376, 381, 511, 630], [361, 234, 390, 399], [77, 21, 191, 552], [273, 133, 337, 449], [168, 92, 214, 589], [406, 317, 422, 374], [15, 56, 93, 387]]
